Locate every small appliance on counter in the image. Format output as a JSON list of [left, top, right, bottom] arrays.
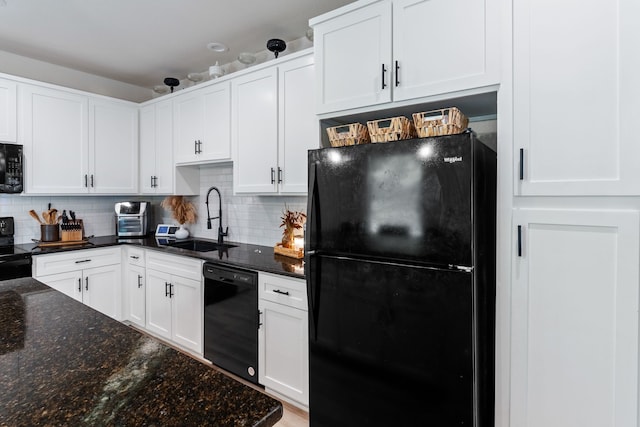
[[115, 202, 151, 237], [0, 143, 24, 194]]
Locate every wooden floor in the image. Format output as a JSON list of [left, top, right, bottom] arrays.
[[274, 402, 309, 427]]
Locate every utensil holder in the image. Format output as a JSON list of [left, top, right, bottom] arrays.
[[40, 224, 59, 242]]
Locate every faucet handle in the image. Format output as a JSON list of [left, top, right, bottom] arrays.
[[222, 227, 229, 237]]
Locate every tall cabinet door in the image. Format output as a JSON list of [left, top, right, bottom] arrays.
[[511, 208, 640, 427], [232, 67, 278, 193], [312, 0, 392, 114], [21, 84, 89, 194], [513, 0, 640, 195], [89, 98, 138, 194], [0, 78, 17, 143], [278, 55, 318, 194], [393, 0, 500, 102]]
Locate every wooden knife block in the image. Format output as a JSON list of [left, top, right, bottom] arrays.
[[61, 220, 84, 242]]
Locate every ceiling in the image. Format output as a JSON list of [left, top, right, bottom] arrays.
[[0, 0, 353, 90]]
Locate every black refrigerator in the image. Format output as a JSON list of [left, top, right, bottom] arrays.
[[305, 132, 496, 426]]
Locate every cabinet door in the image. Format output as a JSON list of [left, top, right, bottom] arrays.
[[37, 271, 83, 302], [511, 208, 639, 426], [171, 275, 202, 354], [89, 98, 138, 193], [145, 268, 172, 340], [21, 84, 89, 194], [232, 67, 279, 193], [312, 0, 392, 114], [514, 0, 640, 195], [259, 299, 309, 406], [83, 264, 121, 320], [278, 55, 319, 194], [127, 264, 146, 327], [393, 0, 499, 102], [0, 78, 17, 143], [200, 82, 231, 162], [173, 91, 203, 164], [140, 100, 174, 194]]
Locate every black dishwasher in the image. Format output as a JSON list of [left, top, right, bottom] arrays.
[[203, 263, 259, 385]]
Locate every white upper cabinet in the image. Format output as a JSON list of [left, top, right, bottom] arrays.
[[173, 81, 231, 165], [514, 0, 640, 195], [278, 55, 319, 194], [233, 53, 317, 195], [0, 78, 17, 143], [312, 0, 392, 114], [140, 100, 174, 194], [89, 98, 138, 194], [21, 84, 89, 194], [311, 0, 500, 115], [511, 208, 640, 427]]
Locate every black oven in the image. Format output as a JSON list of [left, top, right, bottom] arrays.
[[0, 217, 32, 280], [203, 263, 259, 385]]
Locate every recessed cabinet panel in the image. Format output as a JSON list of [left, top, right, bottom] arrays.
[[514, 0, 640, 195], [511, 208, 639, 426], [0, 78, 17, 143]]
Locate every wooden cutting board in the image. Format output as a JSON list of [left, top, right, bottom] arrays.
[[36, 239, 91, 248]]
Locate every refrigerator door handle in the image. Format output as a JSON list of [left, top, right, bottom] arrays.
[[307, 162, 319, 250], [306, 253, 320, 341]]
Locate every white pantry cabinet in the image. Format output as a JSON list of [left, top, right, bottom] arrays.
[[33, 247, 122, 320], [511, 208, 639, 427], [21, 84, 139, 194], [311, 0, 500, 115], [258, 272, 309, 407], [0, 77, 17, 143], [173, 81, 231, 165], [233, 52, 317, 195], [513, 0, 640, 195], [88, 98, 138, 194], [145, 251, 203, 355], [139, 99, 174, 194]]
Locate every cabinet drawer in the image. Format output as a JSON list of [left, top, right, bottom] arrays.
[[34, 247, 121, 277], [146, 250, 202, 281], [259, 272, 307, 311], [126, 247, 145, 266]]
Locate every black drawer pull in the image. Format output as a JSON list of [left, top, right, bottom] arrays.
[[273, 289, 290, 296], [130, 255, 139, 260], [75, 259, 91, 264]]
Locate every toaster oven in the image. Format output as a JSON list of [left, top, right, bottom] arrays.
[[115, 202, 151, 237]]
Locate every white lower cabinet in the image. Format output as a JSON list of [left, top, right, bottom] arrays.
[[33, 247, 122, 320], [145, 251, 203, 355], [258, 272, 309, 407], [124, 247, 146, 328], [511, 208, 640, 427]]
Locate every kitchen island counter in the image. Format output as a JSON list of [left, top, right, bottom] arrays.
[[0, 277, 282, 426]]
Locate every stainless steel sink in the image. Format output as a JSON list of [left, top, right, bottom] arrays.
[[167, 239, 237, 252]]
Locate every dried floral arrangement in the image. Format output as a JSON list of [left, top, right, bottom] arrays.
[[279, 206, 306, 248], [161, 196, 197, 225]]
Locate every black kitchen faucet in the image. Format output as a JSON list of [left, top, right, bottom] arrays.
[[205, 186, 228, 245]]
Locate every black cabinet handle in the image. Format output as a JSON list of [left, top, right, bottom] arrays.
[[517, 225, 522, 257], [85, 276, 89, 291], [90, 174, 94, 188], [165, 282, 170, 297], [258, 310, 263, 328], [169, 283, 174, 298], [277, 167, 283, 184], [84, 174, 88, 188], [270, 167, 275, 184], [194, 140, 198, 155], [75, 259, 91, 264], [519, 148, 524, 180], [130, 255, 139, 260], [198, 140, 203, 154], [381, 64, 387, 89], [395, 60, 400, 87], [137, 275, 143, 288], [78, 278, 82, 292], [273, 289, 290, 296]]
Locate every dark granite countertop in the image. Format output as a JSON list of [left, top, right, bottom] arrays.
[[0, 277, 283, 426], [16, 235, 305, 279]]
